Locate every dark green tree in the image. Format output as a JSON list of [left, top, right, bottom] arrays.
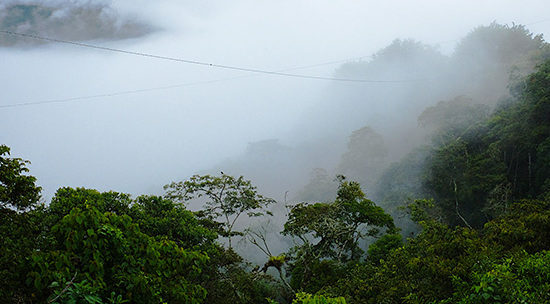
[[0, 145, 41, 210], [29, 203, 208, 303], [0, 145, 43, 302]]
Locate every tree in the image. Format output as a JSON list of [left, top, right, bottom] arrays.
[[373, 147, 431, 236], [295, 168, 338, 203], [290, 292, 347, 304], [165, 173, 275, 248], [29, 203, 208, 303], [244, 221, 295, 298], [423, 59, 550, 228], [0, 145, 41, 210], [0, 145, 43, 302], [451, 22, 550, 103], [337, 127, 388, 191], [129, 195, 217, 250], [283, 178, 396, 292], [424, 134, 507, 228], [418, 96, 490, 146], [449, 250, 550, 304]]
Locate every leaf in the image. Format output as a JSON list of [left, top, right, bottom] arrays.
[[49, 281, 60, 288]]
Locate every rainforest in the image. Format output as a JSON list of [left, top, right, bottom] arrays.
[[2, 4, 550, 304]]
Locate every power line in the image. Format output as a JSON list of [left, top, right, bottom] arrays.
[[0, 82, 211, 109], [3, 16, 549, 109], [0, 53, 375, 109], [0, 30, 413, 84]]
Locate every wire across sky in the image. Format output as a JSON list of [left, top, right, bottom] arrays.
[[0, 30, 417, 84], [2, 16, 549, 109]]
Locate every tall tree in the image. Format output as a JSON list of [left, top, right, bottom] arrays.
[[283, 178, 395, 291], [0, 145, 41, 210], [337, 126, 388, 191], [0, 145, 42, 302], [165, 173, 275, 248]]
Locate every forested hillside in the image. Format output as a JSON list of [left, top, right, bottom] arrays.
[[2, 23, 550, 303]]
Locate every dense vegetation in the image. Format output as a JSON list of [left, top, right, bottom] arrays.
[[2, 23, 550, 303]]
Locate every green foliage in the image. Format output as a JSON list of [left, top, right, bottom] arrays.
[[423, 59, 550, 228], [488, 59, 550, 198], [484, 198, 550, 253], [202, 248, 281, 304], [163, 174, 283, 304], [29, 203, 208, 303], [367, 233, 403, 264], [425, 134, 507, 227], [268, 255, 286, 270], [0, 205, 45, 302], [0, 144, 41, 210], [48, 277, 104, 304], [285, 179, 395, 261], [0, 146, 43, 302], [47, 187, 132, 224], [447, 251, 550, 304], [129, 195, 217, 249], [374, 147, 431, 236], [289, 259, 347, 295], [284, 178, 395, 292], [325, 196, 550, 304], [329, 222, 489, 303], [292, 292, 347, 304]]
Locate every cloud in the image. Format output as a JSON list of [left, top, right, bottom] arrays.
[[0, 0, 154, 47]]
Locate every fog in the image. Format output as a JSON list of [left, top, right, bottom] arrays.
[[2, 0, 550, 213]]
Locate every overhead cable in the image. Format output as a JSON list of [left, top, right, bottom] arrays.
[[0, 30, 417, 84]]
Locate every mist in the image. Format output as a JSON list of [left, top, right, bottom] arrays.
[[2, 1, 550, 259]]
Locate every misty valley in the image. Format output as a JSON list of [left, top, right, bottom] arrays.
[[2, 5, 550, 303]]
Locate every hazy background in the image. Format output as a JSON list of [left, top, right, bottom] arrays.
[[1, 0, 550, 206]]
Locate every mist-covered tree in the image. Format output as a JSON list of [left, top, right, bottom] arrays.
[[165, 173, 275, 248], [454, 22, 547, 72], [373, 147, 430, 235], [418, 96, 491, 145], [424, 59, 550, 227], [336, 39, 447, 80], [451, 22, 550, 102], [294, 168, 338, 203], [488, 59, 550, 198], [337, 126, 388, 191], [283, 178, 396, 292]]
